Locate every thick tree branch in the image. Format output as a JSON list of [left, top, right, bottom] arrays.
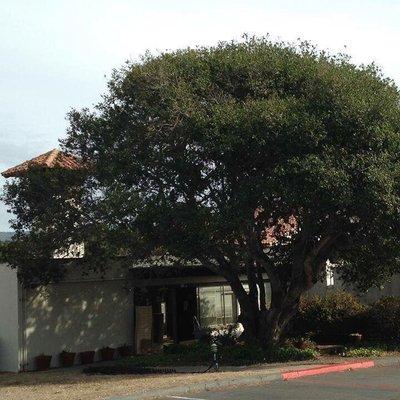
[[244, 224, 283, 294], [246, 260, 259, 308], [303, 233, 341, 289], [257, 265, 267, 312]]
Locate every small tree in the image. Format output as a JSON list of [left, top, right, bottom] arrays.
[[3, 37, 400, 344]]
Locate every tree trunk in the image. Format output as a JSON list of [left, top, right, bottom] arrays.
[[264, 301, 300, 344], [238, 293, 301, 346]]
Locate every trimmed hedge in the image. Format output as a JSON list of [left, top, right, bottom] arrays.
[[365, 297, 400, 341], [291, 290, 366, 344], [218, 343, 317, 365], [0, 242, 8, 263], [291, 290, 400, 344], [117, 342, 317, 369]]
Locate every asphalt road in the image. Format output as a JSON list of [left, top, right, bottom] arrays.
[[163, 365, 400, 400]]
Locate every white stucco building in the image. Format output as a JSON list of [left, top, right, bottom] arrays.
[[0, 256, 267, 372], [2, 243, 400, 372], [0, 260, 134, 372]]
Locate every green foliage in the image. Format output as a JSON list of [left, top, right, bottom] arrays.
[[0, 242, 9, 263], [286, 337, 317, 350], [365, 297, 400, 341], [3, 36, 400, 343], [342, 341, 400, 358], [292, 290, 366, 343], [291, 292, 400, 344], [164, 341, 212, 357], [219, 343, 317, 365], [118, 342, 317, 368], [343, 347, 384, 358]]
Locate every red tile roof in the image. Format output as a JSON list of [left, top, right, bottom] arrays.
[[1, 149, 84, 178]]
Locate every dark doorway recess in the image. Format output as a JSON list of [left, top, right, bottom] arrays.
[[176, 286, 197, 341]]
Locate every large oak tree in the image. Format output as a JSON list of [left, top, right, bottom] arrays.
[[3, 37, 400, 344]]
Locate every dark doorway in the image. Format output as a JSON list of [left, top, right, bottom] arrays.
[[176, 286, 197, 341]]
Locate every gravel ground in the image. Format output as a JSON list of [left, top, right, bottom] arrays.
[[0, 368, 274, 400], [0, 357, 380, 400]]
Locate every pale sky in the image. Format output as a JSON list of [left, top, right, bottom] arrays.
[[1, 0, 400, 230]]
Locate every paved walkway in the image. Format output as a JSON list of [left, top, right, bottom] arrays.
[[158, 365, 400, 400], [109, 356, 400, 400]]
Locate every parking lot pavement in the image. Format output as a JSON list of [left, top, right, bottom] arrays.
[[162, 365, 400, 400]]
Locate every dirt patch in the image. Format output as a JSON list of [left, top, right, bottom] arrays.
[[0, 369, 265, 400], [0, 357, 369, 400]]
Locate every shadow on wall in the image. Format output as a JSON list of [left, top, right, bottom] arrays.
[[24, 279, 134, 370]]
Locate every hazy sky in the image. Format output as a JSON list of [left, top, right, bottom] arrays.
[[1, 0, 400, 230]]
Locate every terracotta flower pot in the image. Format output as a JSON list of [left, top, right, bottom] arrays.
[[117, 345, 133, 358], [80, 351, 95, 364], [100, 347, 115, 361], [35, 354, 52, 371], [59, 351, 76, 367]]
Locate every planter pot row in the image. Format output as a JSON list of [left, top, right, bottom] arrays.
[[35, 345, 133, 371]]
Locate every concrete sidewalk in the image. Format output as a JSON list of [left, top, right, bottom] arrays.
[[108, 356, 400, 400], [157, 365, 400, 400]]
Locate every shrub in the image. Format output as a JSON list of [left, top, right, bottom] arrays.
[[343, 347, 384, 358], [219, 343, 317, 365], [121, 342, 212, 367], [117, 342, 317, 368], [291, 290, 366, 343], [365, 297, 400, 341], [286, 337, 317, 350], [0, 242, 9, 263], [164, 341, 211, 356]]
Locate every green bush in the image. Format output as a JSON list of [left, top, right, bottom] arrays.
[[0, 242, 9, 263], [119, 342, 212, 368], [343, 347, 384, 358], [163, 341, 211, 355], [118, 342, 317, 368], [220, 343, 317, 366], [366, 297, 400, 341], [291, 290, 366, 343]]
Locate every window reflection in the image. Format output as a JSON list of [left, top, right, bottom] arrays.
[[198, 285, 237, 327]]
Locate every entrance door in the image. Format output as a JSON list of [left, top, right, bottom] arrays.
[[176, 286, 197, 341]]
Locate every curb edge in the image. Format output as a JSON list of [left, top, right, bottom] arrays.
[[108, 356, 400, 400]]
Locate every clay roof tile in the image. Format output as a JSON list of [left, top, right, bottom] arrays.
[[2, 149, 84, 178]]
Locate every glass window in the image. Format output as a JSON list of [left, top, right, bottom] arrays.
[[198, 285, 237, 327], [223, 292, 236, 324]]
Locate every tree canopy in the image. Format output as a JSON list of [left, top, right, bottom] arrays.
[[3, 37, 400, 342]]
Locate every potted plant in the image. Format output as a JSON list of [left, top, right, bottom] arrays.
[[79, 350, 95, 364], [35, 354, 52, 371], [59, 350, 76, 367], [117, 344, 133, 358], [100, 346, 115, 361]]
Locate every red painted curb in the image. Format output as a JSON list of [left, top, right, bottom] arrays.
[[282, 360, 375, 380]]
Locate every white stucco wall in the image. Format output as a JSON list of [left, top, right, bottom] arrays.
[[355, 274, 400, 303], [309, 271, 400, 304], [23, 278, 134, 370], [0, 264, 20, 372]]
